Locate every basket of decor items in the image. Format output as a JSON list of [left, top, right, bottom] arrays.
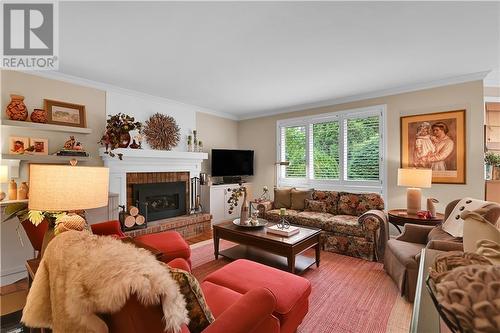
[[426, 251, 499, 333]]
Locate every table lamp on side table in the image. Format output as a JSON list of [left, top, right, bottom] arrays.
[[397, 168, 432, 215], [28, 163, 109, 254]]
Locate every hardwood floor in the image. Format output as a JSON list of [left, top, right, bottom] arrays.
[[186, 229, 213, 245]]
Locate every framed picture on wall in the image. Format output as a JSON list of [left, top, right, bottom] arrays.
[[29, 138, 49, 155], [44, 99, 86, 128], [9, 136, 29, 154], [400, 109, 466, 184]]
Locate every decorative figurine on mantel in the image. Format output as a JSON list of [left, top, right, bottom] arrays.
[[187, 135, 193, 152]]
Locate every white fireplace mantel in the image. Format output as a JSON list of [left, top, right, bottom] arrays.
[[99, 148, 208, 206]]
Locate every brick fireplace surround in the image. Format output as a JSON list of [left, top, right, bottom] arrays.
[[124, 171, 211, 239], [99, 148, 211, 240]]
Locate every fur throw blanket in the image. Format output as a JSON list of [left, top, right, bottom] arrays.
[[22, 231, 188, 333]]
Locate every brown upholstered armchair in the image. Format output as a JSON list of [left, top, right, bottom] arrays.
[[385, 198, 500, 302], [384, 199, 462, 302]]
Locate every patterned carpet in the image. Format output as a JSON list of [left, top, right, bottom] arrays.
[[190, 240, 412, 333]]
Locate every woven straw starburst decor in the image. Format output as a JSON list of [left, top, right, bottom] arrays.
[[143, 113, 180, 150]]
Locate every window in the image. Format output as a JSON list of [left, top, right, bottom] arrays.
[[277, 105, 386, 194]]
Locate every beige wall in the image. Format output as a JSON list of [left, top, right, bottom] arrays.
[[196, 112, 239, 174], [484, 86, 500, 97], [1, 70, 106, 285], [238, 81, 485, 213], [1, 70, 106, 172]]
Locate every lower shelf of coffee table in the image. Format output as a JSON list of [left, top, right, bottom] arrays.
[[218, 244, 316, 275]]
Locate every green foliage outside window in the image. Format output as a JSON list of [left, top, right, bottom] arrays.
[[284, 126, 306, 178], [282, 115, 380, 181]]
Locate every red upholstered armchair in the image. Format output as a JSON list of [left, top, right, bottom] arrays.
[[90, 220, 192, 268], [90, 220, 126, 238], [103, 258, 280, 333]]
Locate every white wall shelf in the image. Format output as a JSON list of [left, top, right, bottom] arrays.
[[0, 199, 28, 207], [2, 154, 91, 163], [1, 119, 93, 134]]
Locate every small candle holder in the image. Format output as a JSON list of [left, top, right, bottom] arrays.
[[277, 208, 290, 230]]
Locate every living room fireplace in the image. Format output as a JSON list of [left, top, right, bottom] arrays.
[[126, 171, 190, 222], [132, 181, 187, 221]]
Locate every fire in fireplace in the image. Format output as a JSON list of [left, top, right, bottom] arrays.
[[132, 181, 187, 221]]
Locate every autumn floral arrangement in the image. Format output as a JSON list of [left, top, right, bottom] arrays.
[[100, 113, 142, 159]]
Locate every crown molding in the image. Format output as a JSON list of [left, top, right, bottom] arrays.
[[14, 69, 491, 122], [17, 70, 239, 121], [238, 70, 491, 120]]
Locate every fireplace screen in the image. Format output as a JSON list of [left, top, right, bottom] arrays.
[[132, 181, 186, 221]]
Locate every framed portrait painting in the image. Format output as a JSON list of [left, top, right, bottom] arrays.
[[400, 109, 466, 184], [44, 99, 86, 128]]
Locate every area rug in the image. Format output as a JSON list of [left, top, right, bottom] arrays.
[[190, 240, 412, 333]]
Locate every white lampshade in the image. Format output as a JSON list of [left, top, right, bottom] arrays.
[[397, 168, 432, 188], [29, 164, 109, 211], [0, 165, 8, 183]]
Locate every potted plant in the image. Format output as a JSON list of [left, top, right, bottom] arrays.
[[227, 183, 250, 225], [485, 152, 500, 180], [100, 113, 142, 159], [3, 202, 69, 254]]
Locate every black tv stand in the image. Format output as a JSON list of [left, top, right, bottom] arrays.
[[222, 176, 242, 184]]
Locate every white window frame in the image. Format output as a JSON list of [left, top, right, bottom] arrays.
[[276, 105, 387, 199]]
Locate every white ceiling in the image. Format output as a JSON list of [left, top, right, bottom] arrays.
[[59, 2, 500, 119]]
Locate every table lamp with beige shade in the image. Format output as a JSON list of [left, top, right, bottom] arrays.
[[28, 163, 109, 253], [0, 165, 8, 201], [397, 168, 432, 215]]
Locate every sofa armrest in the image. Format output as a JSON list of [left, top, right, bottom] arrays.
[[396, 224, 434, 244], [358, 210, 386, 232], [202, 288, 276, 333], [91, 220, 126, 238], [256, 201, 274, 217], [427, 240, 463, 252], [358, 210, 388, 261]]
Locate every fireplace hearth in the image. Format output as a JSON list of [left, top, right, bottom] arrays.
[[133, 181, 187, 221]]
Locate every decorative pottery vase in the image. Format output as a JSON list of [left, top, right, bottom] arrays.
[[30, 109, 48, 123], [6, 95, 28, 121], [8, 179, 17, 200], [240, 188, 249, 225], [118, 132, 131, 148], [17, 182, 29, 200]]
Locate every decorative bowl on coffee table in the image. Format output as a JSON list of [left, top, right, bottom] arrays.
[[233, 218, 268, 228]]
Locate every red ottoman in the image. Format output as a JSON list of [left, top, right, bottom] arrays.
[[203, 259, 311, 333], [134, 231, 191, 268]]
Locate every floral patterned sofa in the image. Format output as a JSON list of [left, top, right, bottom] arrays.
[[257, 190, 388, 261]]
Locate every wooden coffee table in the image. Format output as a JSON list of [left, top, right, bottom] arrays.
[[213, 221, 321, 274]]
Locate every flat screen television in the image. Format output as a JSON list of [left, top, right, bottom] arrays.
[[211, 149, 254, 177]]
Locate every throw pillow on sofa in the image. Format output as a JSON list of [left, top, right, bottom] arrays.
[[274, 187, 294, 209], [338, 192, 384, 216], [305, 199, 327, 213], [168, 267, 215, 333], [290, 188, 313, 210], [312, 190, 339, 214]]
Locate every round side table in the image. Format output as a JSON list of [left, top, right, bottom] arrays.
[[387, 209, 444, 233]]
